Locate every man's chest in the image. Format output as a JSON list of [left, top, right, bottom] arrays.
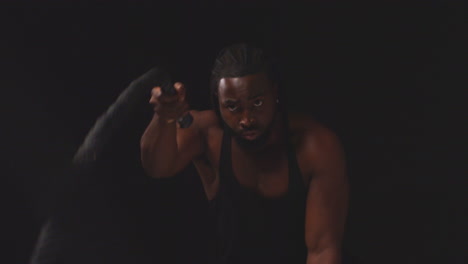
[[196, 128, 312, 200], [231, 147, 290, 198]]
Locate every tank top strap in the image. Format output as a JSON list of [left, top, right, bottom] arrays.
[[286, 137, 306, 194], [283, 114, 307, 194], [211, 129, 238, 211], [218, 129, 237, 188]]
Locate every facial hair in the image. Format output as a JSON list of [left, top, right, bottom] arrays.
[[222, 121, 270, 150], [221, 109, 279, 151]]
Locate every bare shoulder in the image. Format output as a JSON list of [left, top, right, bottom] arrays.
[[188, 109, 221, 132], [289, 113, 345, 178], [289, 113, 340, 149], [189, 109, 224, 173], [187, 109, 223, 148]]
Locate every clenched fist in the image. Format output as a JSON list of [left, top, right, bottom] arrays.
[[149, 82, 189, 123]]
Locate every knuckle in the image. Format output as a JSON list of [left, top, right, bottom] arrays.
[[152, 87, 161, 96]]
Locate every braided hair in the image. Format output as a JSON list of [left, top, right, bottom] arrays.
[[209, 43, 285, 119]]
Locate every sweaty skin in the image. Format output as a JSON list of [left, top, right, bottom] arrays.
[[140, 72, 348, 264]]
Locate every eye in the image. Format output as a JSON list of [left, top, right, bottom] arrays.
[[253, 99, 263, 107], [227, 104, 238, 112]]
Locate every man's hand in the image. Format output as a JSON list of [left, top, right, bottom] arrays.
[[149, 82, 189, 123], [141, 81, 203, 179]]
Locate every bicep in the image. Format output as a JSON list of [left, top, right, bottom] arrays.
[[304, 130, 349, 255]]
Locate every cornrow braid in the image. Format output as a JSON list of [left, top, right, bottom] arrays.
[[210, 42, 282, 118]]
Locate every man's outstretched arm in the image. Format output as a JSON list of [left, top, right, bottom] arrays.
[[303, 126, 349, 264], [140, 83, 204, 178]]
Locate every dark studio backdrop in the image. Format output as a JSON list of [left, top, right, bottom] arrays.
[[0, 1, 465, 264]]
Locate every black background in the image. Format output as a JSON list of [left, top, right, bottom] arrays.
[[1, 1, 466, 264]]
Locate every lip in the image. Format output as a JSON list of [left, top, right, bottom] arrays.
[[242, 131, 259, 140]]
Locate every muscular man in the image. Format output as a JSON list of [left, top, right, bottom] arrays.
[[140, 43, 349, 264]]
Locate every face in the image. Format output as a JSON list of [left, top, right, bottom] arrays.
[[218, 72, 278, 148]]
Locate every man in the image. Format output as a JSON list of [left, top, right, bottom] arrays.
[[140, 43, 349, 264]]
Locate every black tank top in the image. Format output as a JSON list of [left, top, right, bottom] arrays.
[[209, 123, 308, 264]]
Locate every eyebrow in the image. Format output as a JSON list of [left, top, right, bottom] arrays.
[[223, 99, 238, 104], [248, 92, 265, 100], [222, 92, 266, 104]]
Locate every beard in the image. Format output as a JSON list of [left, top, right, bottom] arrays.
[[221, 111, 279, 151], [222, 122, 271, 150]]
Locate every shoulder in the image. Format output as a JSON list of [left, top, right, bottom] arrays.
[[289, 112, 341, 151], [187, 109, 222, 137], [189, 109, 224, 166], [289, 113, 345, 177], [188, 109, 220, 129]]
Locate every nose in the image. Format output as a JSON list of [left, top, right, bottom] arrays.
[[239, 111, 255, 129]]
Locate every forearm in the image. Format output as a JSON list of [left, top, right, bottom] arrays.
[[140, 113, 179, 178], [306, 247, 341, 264]]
